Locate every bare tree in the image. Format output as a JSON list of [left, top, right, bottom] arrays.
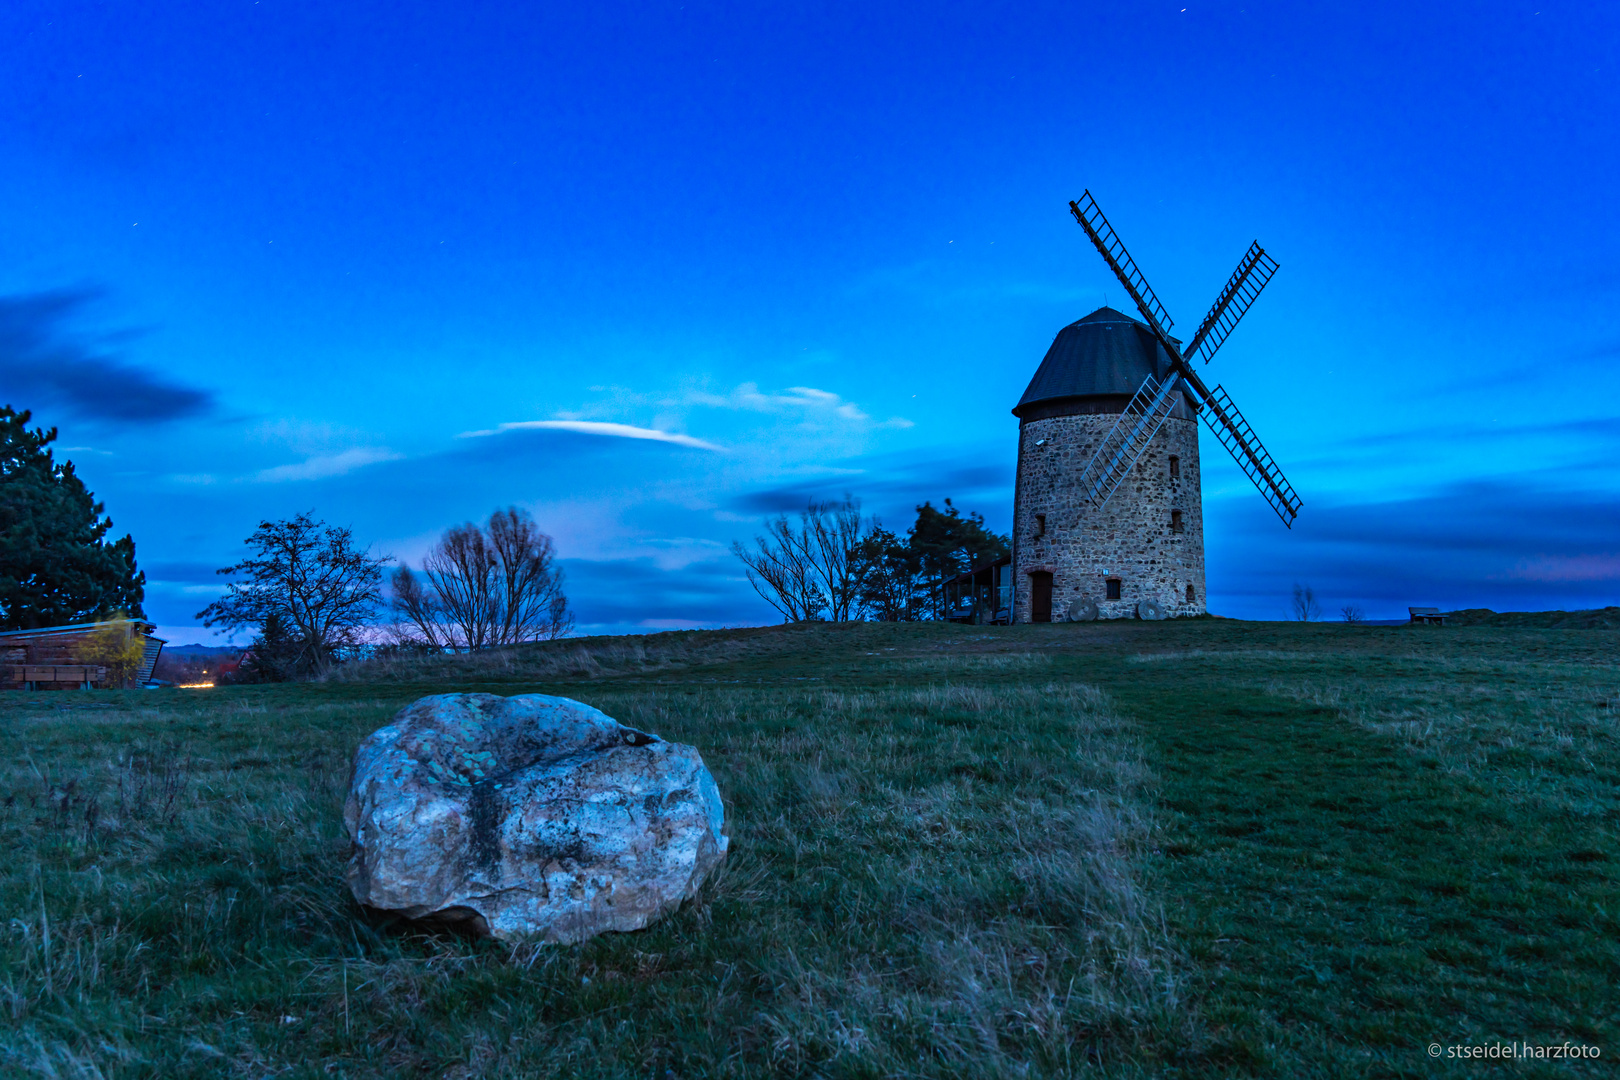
[[390, 559, 446, 648], [424, 522, 501, 649], [805, 497, 865, 622], [1341, 604, 1365, 623], [487, 508, 571, 643], [732, 515, 826, 623], [732, 497, 873, 622], [1291, 582, 1321, 622], [199, 513, 389, 676], [392, 507, 572, 648]]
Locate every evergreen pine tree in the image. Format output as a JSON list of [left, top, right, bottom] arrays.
[[0, 406, 145, 629], [906, 499, 1009, 620]]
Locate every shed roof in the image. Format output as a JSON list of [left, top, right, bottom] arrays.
[[0, 619, 162, 642], [945, 554, 1012, 585], [1013, 307, 1192, 417]]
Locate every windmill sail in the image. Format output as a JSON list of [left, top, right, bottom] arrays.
[[1069, 189, 1301, 527], [1195, 384, 1302, 527], [1076, 371, 1183, 508], [1182, 242, 1278, 366], [1069, 192, 1175, 340]]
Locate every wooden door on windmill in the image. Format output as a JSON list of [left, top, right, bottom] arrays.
[[1030, 572, 1053, 623]]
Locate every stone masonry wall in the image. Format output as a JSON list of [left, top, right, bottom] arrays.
[[1012, 414, 1206, 621]]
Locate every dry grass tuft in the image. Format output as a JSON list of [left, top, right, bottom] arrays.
[[1129, 648, 1322, 664], [595, 681, 1182, 1074], [324, 625, 838, 684], [899, 653, 1056, 674], [1, 663, 1177, 1077]]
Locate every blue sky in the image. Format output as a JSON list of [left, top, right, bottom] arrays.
[[4, 1, 1617, 640]]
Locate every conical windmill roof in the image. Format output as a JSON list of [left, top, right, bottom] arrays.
[[1012, 306, 1192, 418]]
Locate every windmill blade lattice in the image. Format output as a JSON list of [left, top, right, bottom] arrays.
[[1183, 242, 1278, 366], [1196, 384, 1302, 527], [1076, 371, 1183, 508], [1069, 191, 1175, 340], [1068, 190, 1300, 529]]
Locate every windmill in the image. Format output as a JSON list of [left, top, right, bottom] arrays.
[[1008, 193, 1300, 623], [1068, 190, 1301, 527]]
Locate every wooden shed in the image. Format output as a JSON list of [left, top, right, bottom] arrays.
[[944, 556, 1014, 625], [0, 620, 167, 690]]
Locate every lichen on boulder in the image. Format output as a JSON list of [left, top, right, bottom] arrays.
[[344, 693, 728, 943]]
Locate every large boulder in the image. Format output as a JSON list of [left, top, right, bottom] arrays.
[[344, 693, 728, 943]]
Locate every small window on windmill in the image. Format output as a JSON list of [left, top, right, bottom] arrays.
[[1106, 578, 1122, 601], [1170, 509, 1184, 533], [1186, 583, 1196, 604], [1034, 513, 1046, 537], [1169, 455, 1181, 479]]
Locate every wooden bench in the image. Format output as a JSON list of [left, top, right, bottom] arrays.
[[5, 665, 109, 689]]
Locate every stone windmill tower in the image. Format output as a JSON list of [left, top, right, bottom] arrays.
[[1011, 191, 1302, 623]]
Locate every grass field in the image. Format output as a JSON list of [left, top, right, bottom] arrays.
[[2, 619, 1615, 1078]]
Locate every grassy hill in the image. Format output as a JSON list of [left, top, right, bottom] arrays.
[[2, 619, 1615, 1077], [1444, 606, 1620, 630]]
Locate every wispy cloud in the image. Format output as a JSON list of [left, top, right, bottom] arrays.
[[561, 554, 761, 632], [534, 381, 913, 439], [1204, 477, 1620, 618], [0, 289, 214, 423], [457, 420, 724, 451], [253, 447, 404, 482], [684, 382, 911, 427], [729, 444, 1014, 520], [1505, 553, 1620, 583], [249, 418, 377, 455], [693, 383, 868, 419]]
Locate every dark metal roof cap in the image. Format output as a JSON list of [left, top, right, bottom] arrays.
[[1013, 306, 1186, 416]]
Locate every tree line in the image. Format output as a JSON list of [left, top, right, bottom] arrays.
[[0, 403, 574, 681], [732, 496, 1009, 623], [4, 399, 1010, 685], [199, 507, 573, 681]]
